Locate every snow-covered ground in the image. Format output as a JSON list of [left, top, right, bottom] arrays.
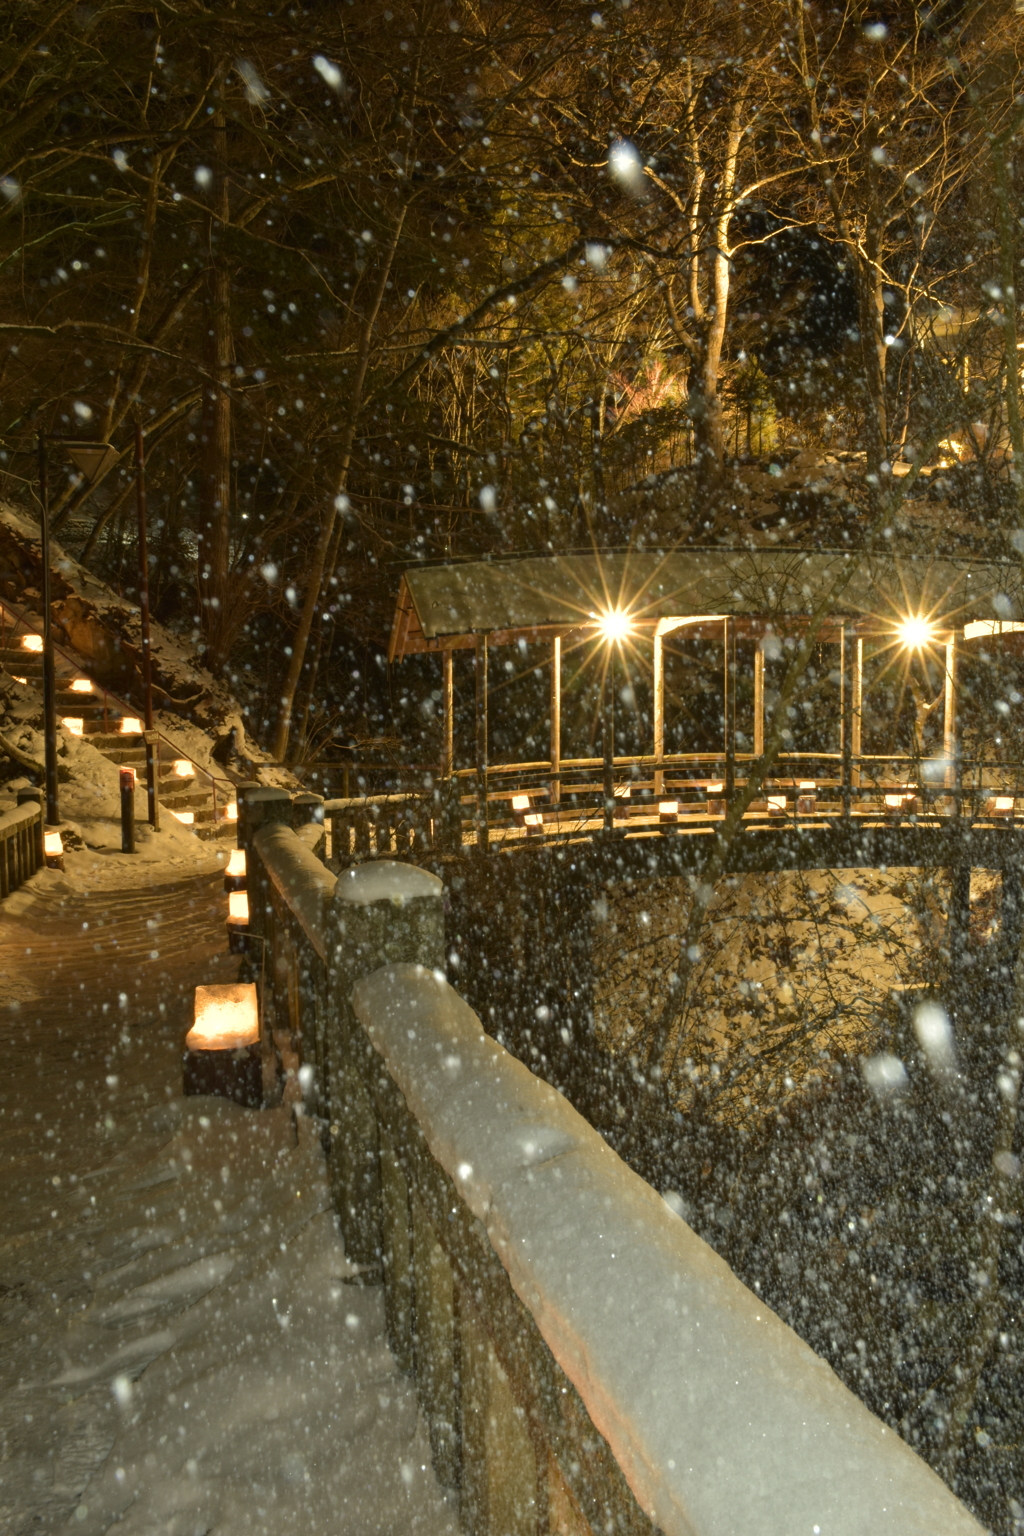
[[0, 848, 457, 1536]]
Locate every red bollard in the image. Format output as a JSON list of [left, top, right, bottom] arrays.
[[120, 766, 136, 853]]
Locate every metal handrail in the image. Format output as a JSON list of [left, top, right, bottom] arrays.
[[0, 595, 236, 820]]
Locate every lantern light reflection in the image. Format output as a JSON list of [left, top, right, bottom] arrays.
[[20, 634, 42, 653]]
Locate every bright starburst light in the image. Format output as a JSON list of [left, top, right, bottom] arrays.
[[597, 609, 633, 643], [897, 615, 934, 649]]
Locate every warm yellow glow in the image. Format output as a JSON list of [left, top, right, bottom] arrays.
[[187, 982, 259, 1052], [964, 619, 1024, 640], [524, 812, 544, 827], [226, 848, 247, 878], [173, 758, 194, 777], [991, 796, 1015, 813], [658, 801, 679, 816], [62, 717, 84, 736], [511, 793, 530, 811], [596, 609, 632, 643], [12, 676, 26, 685], [44, 830, 63, 856], [898, 615, 933, 649], [767, 794, 787, 814], [20, 634, 42, 653], [171, 808, 195, 825], [120, 716, 143, 734], [799, 781, 816, 790], [69, 678, 92, 693], [225, 802, 238, 822], [885, 792, 915, 808], [706, 781, 724, 794], [227, 890, 249, 925]]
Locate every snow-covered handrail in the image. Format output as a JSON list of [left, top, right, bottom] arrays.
[[352, 963, 983, 1536], [243, 824, 983, 1536]]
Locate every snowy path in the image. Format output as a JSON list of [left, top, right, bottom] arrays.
[[0, 851, 458, 1536]]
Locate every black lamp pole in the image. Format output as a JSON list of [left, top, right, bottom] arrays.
[[36, 430, 59, 826], [135, 423, 159, 828]]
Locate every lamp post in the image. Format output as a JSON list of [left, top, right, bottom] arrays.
[[36, 432, 117, 826], [134, 423, 159, 829]]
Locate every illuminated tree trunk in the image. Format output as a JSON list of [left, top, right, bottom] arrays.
[[197, 106, 234, 669]]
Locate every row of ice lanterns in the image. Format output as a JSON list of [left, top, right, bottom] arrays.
[[179, 844, 258, 1104]]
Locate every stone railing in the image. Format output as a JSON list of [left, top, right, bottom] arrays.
[[243, 798, 983, 1536], [0, 790, 44, 898]]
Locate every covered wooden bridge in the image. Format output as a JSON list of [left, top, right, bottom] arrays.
[[347, 547, 1024, 852]]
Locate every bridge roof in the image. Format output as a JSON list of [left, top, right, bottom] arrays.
[[389, 548, 1024, 658]]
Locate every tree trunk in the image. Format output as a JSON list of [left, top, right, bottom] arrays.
[[272, 204, 407, 763], [197, 108, 234, 669]]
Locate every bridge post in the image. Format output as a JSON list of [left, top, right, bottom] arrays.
[[325, 861, 444, 1269], [841, 623, 853, 818], [475, 633, 489, 850], [602, 661, 615, 832], [724, 615, 736, 800], [550, 635, 561, 806]]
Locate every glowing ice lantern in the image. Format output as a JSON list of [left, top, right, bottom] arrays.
[[173, 758, 194, 777], [511, 794, 530, 811], [184, 983, 262, 1106], [884, 791, 916, 813], [120, 716, 143, 734], [224, 847, 247, 893], [44, 829, 64, 870], [69, 678, 92, 693], [12, 676, 26, 685], [170, 808, 195, 826], [706, 781, 725, 818], [767, 794, 787, 816], [796, 781, 817, 815], [988, 795, 1015, 816], [20, 634, 42, 653], [658, 800, 679, 823], [62, 717, 84, 736], [225, 801, 238, 822], [227, 888, 250, 955]]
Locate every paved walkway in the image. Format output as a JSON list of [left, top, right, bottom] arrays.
[[0, 851, 457, 1536]]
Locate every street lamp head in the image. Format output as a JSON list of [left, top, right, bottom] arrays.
[[898, 615, 933, 649], [597, 609, 632, 643]]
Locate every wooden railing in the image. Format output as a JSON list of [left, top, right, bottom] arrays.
[[0, 595, 237, 824], [0, 794, 43, 897], [322, 749, 1024, 862], [243, 794, 983, 1536]]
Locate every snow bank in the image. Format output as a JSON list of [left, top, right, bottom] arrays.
[[351, 963, 983, 1536]]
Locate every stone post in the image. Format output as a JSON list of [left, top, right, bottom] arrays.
[[324, 860, 444, 1269], [16, 786, 43, 870], [291, 791, 326, 861], [238, 787, 291, 947]]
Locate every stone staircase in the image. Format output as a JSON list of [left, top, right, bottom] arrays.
[[0, 635, 236, 841]]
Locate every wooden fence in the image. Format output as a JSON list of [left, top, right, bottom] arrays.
[[0, 795, 44, 898]]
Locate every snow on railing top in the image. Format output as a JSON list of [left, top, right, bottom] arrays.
[[333, 859, 441, 908], [352, 962, 984, 1536]]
